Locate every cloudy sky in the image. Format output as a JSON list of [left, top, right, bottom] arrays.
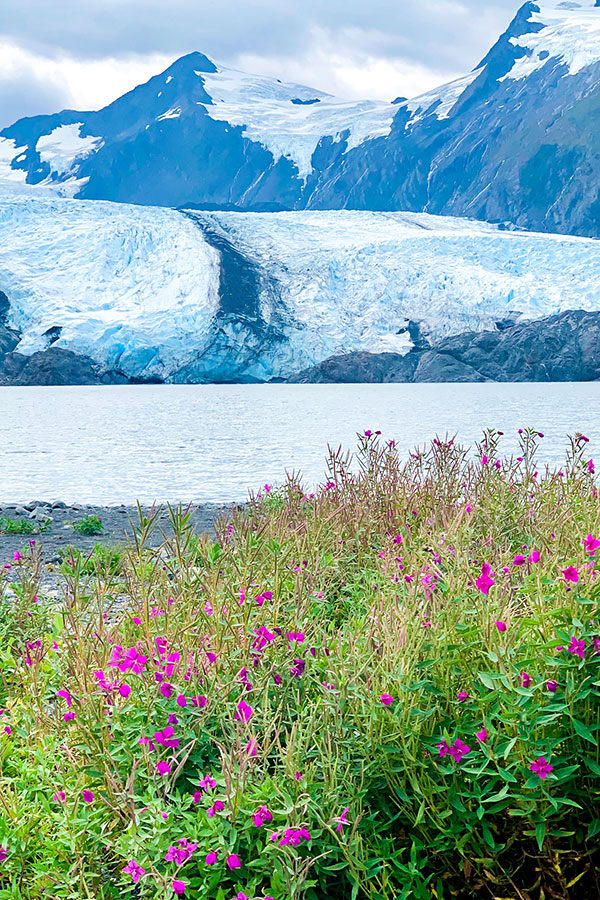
[[0, 0, 522, 128]]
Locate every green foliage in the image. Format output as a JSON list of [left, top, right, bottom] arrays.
[[73, 515, 104, 536], [0, 517, 35, 535], [0, 430, 599, 899]]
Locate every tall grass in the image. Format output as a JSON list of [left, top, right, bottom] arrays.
[[0, 429, 599, 900]]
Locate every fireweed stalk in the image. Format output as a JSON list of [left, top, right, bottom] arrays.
[[0, 430, 599, 899]]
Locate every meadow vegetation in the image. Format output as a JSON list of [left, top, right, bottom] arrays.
[[0, 430, 599, 900]]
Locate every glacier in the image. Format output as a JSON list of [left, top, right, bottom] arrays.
[[1, 191, 600, 382]]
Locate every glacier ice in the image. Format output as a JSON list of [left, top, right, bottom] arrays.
[[1, 193, 600, 382]]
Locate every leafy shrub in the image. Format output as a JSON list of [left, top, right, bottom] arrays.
[[0, 431, 599, 899], [73, 514, 104, 535], [0, 517, 35, 535]]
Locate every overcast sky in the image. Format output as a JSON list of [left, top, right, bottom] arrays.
[[0, 0, 522, 128]]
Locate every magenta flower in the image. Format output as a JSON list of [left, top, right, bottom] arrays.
[[513, 555, 526, 566], [172, 881, 186, 896], [380, 693, 394, 706], [546, 680, 558, 693], [449, 739, 471, 762], [279, 827, 311, 846], [165, 839, 197, 865], [529, 550, 540, 564], [335, 806, 349, 831], [176, 694, 187, 707], [82, 790, 94, 803], [205, 850, 218, 865], [156, 760, 171, 776], [457, 692, 470, 703], [475, 729, 488, 742], [154, 725, 180, 749], [562, 566, 579, 584], [207, 800, 225, 817], [235, 700, 253, 723], [159, 682, 174, 698], [476, 563, 495, 595], [119, 684, 131, 698], [567, 636, 586, 659], [108, 646, 148, 674], [530, 757, 553, 779], [122, 860, 146, 884], [53, 790, 66, 803], [521, 672, 532, 688], [252, 805, 273, 827], [227, 853, 242, 870], [583, 534, 600, 555], [57, 689, 72, 707], [63, 710, 76, 722], [286, 632, 305, 644], [199, 773, 216, 792], [0, 845, 8, 862], [496, 620, 507, 633]]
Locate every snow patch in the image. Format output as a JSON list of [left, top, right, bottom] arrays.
[[157, 107, 182, 121], [200, 65, 396, 179], [0, 138, 27, 184], [503, 0, 600, 80], [36, 124, 103, 177], [405, 70, 482, 125]]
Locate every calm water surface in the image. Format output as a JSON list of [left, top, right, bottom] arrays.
[[0, 383, 598, 504]]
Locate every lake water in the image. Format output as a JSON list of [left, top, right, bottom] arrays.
[[0, 383, 598, 504]]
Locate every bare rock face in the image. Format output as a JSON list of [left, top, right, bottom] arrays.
[[288, 311, 600, 384]]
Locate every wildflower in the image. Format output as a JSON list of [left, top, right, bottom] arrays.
[[63, 710, 76, 722], [287, 632, 305, 644], [176, 694, 187, 707], [119, 684, 131, 698], [335, 806, 349, 831], [108, 646, 148, 674], [295, 771, 302, 780], [290, 658, 305, 678], [159, 682, 174, 698], [154, 726, 180, 749], [583, 534, 600, 555], [82, 790, 94, 803], [57, 689, 72, 707], [252, 805, 273, 827], [476, 729, 488, 742], [207, 800, 225, 817], [156, 761, 171, 776], [529, 550, 540, 563], [199, 774, 216, 792], [165, 839, 197, 865], [380, 693, 394, 706], [562, 566, 579, 584], [521, 672, 532, 688], [449, 739, 471, 762], [246, 738, 259, 756], [437, 740, 451, 758], [589, 459, 595, 475], [457, 692, 470, 702], [53, 790, 66, 803], [529, 757, 553, 779], [235, 700, 253, 723], [513, 555, 526, 566], [227, 854, 242, 870], [122, 860, 146, 884], [567, 636, 586, 659], [476, 563, 495, 595], [206, 850, 218, 864], [496, 620, 507, 633], [191, 695, 208, 708], [0, 845, 7, 862], [172, 881, 186, 896], [279, 827, 311, 846], [546, 680, 558, 693]]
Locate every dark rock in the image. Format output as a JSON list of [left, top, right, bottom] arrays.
[[288, 310, 600, 383]]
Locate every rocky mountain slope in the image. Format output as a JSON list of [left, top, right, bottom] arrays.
[[1, 2, 599, 235], [288, 310, 600, 383]]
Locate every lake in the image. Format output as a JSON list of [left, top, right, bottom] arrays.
[[0, 383, 598, 504]]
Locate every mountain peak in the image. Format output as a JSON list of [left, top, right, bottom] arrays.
[[165, 51, 218, 75]]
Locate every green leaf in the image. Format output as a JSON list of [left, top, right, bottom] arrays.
[[535, 822, 546, 851], [588, 819, 600, 838], [478, 672, 497, 690], [583, 757, 600, 776], [572, 718, 597, 745]]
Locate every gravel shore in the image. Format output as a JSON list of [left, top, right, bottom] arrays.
[[0, 501, 233, 581]]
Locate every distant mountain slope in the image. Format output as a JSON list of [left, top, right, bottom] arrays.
[[1, 2, 599, 234], [1, 197, 600, 383]]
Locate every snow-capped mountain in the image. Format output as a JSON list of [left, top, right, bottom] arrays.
[[1, 1, 599, 235], [2, 193, 600, 383]]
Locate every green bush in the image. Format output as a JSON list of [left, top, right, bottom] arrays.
[[0, 517, 35, 535], [73, 514, 104, 536], [0, 431, 599, 899]]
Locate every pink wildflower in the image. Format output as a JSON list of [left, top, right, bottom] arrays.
[[206, 850, 218, 864], [82, 790, 94, 803], [172, 881, 186, 896], [513, 555, 526, 566], [546, 680, 558, 693], [476, 563, 495, 595], [156, 760, 171, 776], [380, 693, 394, 706], [496, 620, 507, 632], [235, 700, 253, 723], [529, 757, 553, 779], [457, 692, 470, 702], [122, 860, 146, 884], [227, 854, 242, 870], [476, 729, 488, 742], [567, 636, 586, 659], [521, 672, 532, 688], [335, 806, 349, 831], [583, 534, 600, 555], [562, 566, 579, 584]]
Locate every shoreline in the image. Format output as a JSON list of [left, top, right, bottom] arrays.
[[0, 501, 233, 580]]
